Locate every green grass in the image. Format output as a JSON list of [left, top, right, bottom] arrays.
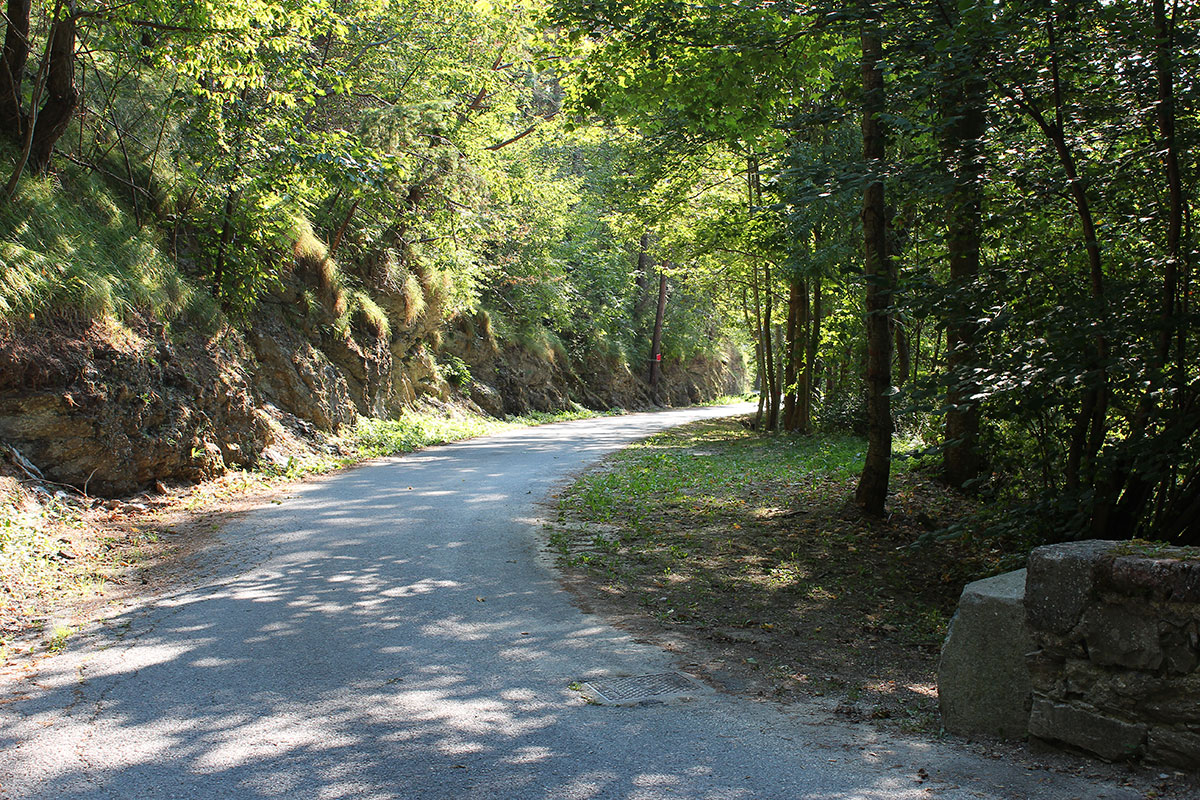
[[561, 425, 871, 527], [549, 417, 999, 724], [351, 403, 615, 459], [0, 163, 215, 329]]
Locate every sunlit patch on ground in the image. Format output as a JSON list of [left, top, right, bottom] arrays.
[[549, 416, 1031, 732]]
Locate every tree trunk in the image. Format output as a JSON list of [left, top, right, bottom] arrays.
[[855, 13, 894, 516], [763, 261, 778, 430], [941, 50, 987, 488], [893, 319, 910, 388], [647, 268, 667, 403], [634, 231, 652, 325], [911, 317, 922, 386], [1021, 16, 1109, 493], [803, 277, 822, 433], [0, 0, 31, 141], [213, 189, 239, 307], [783, 278, 801, 431], [328, 198, 360, 258], [28, 1, 77, 173], [742, 288, 766, 428]]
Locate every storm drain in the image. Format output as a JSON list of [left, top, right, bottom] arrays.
[[578, 672, 707, 706]]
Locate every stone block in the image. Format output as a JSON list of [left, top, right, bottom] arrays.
[[1108, 552, 1200, 603], [1026, 540, 1118, 635], [1161, 618, 1200, 675], [1028, 697, 1147, 762], [939, 569, 1034, 739], [1027, 650, 1066, 694], [1133, 673, 1200, 725], [1081, 604, 1164, 670], [1147, 727, 1200, 770]]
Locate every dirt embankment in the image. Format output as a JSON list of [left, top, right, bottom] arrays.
[[0, 287, 743, 498]]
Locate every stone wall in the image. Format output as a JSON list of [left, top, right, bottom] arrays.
[[1025, 540, 1200, 768]]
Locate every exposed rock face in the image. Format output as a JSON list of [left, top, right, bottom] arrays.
[[0, 321, 266, 496], [248, 320, 357, 432], [1024, 540, 1200, 769], [442, 315, 746, 418], [938, 569, 1034, 740], [0, 257, 744, 497]]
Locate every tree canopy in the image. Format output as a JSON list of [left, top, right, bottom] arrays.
[[2, 0, 1198, 545]]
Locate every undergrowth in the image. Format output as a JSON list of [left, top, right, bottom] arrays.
[[0, 164, 215, 330], [183, 403, 614, 506]]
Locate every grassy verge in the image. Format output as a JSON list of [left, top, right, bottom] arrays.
[[550, 416, 1030, 730]]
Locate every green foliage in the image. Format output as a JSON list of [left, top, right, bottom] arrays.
[[350, 404, 608, 459], [438, 354, 473, 387], [0, 164, 215, 329]]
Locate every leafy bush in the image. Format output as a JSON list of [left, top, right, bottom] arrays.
[[439, 354, 473, 386], [817, 390, 867, 435]]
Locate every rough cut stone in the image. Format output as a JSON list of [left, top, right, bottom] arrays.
[[468, 380, 504, 417], [1026, 540, 1117, 635], [1080, 604, 1164, 670], [1028, 697, 1147, 762], [1147, 728, 1200, 770], [1108, 553, 1200, 603], [939, 568, 1033, 739]]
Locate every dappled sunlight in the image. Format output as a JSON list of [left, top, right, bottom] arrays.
[[1, 407, 1113, 800]]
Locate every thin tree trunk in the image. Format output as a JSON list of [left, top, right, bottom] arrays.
[[855, 12, 894, 516], [940, 4, 987, 489], [750, 262, 766, 429], [894, 319, 910, 388], [213, 188, 239, 307], [783, 278, 801, 431], [803, 277, 822, 433], [328, 198, 359, 258], [749, 153, 778, 430], [0, 0, 31, 140], [634, 231, 651, 325], [763, 262, 778, 429], [27, 0, 77, 173], [740, 288, 763, 427], [1007, 15, 1108, 491], [912, 318, 922, 386], [110, 108, 142, 225], [648, 268, 667, 403]]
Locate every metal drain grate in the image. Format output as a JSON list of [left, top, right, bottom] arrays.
[[579, 672, 704, 705]]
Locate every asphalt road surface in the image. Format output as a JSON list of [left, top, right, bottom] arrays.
[[0, 406, 1142, 799]]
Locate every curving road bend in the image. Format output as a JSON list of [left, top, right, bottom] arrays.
[[0, 405, 1139, 799]]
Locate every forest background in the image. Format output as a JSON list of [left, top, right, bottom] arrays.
[[0, 0, 1197, 549]]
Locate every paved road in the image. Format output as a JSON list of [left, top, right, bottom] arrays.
[[0, 406, 1140, 799]]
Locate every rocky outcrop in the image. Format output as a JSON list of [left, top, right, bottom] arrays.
[[442, 313, 746, 418], [1, 235, 744, 497], [0, 321, 266, 496], [248, 317, 357, 431]]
